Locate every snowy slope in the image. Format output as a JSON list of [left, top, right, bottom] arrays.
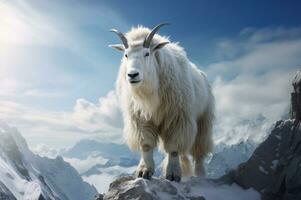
[[0, 121, 97, 200]]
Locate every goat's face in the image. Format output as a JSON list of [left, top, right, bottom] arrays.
[[109, 23, 169, 88], [111, 44, 168, 88], [121, 45, 167, 88], [123, 46, 150, 86]]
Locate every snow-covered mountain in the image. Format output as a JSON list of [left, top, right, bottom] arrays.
[[62, 140, 136, 160], [0, 121, 97, 200], [206, 140, 257, 178]]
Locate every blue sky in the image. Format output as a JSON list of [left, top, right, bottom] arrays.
[[1, 0, 301, 149]]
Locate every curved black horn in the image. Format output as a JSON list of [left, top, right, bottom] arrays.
[[110, 29, 129, 49], [143, 23, 170, 48]]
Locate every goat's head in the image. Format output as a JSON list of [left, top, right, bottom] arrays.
[[109, 23, 170, 88]]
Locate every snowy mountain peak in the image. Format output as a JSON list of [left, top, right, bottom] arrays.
[[0, 121, 97, 200]]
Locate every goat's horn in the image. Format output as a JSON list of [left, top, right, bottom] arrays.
[[143, 23, 170, 48], [110, 29, 129, 49]]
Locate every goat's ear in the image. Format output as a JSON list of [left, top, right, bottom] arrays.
[[109, 44, 125, 52], [151, 42, 169, 52]]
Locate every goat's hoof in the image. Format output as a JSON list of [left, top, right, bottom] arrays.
[[136, 169, 153, 180], [166, 174, 181, 182], [142, 170, 153, 179]]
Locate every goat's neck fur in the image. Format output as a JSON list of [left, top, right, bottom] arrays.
[[130, 48, 181, 125], [130, 66, 160, 121]]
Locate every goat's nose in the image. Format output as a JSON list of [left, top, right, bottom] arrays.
[[127, 72, 139, 79]]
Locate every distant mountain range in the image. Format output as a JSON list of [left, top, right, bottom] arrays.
[[60, 137, 257, 193], [62, 139, 137, 160]]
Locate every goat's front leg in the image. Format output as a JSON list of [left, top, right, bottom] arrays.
[[165, 151, 181, 182], [136, 144, 155, 179]]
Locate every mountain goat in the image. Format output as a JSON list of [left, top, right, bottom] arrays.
[[110, 23, 214, 181]]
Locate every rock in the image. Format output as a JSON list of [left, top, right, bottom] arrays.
[[220, 120, 301, 200], [291, 70, 301, 120], [95, 193, 104, 200], [100, 175, 259, 200]]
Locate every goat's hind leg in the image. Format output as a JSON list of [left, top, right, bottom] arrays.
[[191, 111, 214, 177]]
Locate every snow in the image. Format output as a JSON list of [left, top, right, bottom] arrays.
[[186, 180, 260, 200], [259, 166, 269, 175], [270, 160, 279, 170], [0, 156, 43, 200], [274, 134, 282, 140], [31, 143, 60, 158], [206, 140, 256, 178]]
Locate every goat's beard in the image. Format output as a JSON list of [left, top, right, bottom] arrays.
[[130, 74, 160, 121]]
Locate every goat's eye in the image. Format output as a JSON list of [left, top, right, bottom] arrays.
[[144, 52, 149, 57], [125, 54, 128, 58]]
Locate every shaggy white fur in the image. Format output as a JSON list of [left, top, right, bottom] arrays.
[[111, 25, 215, 181]]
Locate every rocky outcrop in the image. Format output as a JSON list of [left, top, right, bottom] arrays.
[[291, 70, 301, 120], [98, 176, 259, 200], [220, 119, 301, 200]]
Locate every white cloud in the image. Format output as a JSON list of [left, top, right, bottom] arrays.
[[72, 91, 123, 132], [82, 165, 136, 193], [0, 91, 124, 148], [23, 89, 63, 98], [0, 78, 21, 97], [63, 156, 108, 174], [209, 39, 301, 79], [207, 26, 300, 145], [212, 71, 292, 144], [240, 26, 301, 43]]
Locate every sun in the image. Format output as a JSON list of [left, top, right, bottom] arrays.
[[0, 2, 33, 49]]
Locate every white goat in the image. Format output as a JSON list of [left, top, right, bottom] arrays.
[[110, 23, 214, 181]]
